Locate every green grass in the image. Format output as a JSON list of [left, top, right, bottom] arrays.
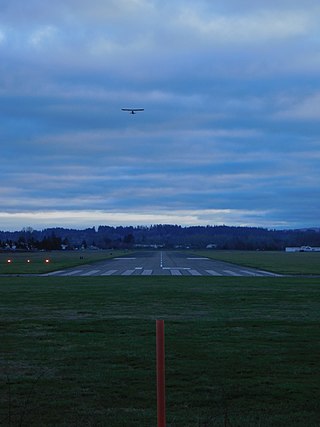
[[0, 250, 131, 274], [191, 250, 320, 275], [1, 276, 320, 426]]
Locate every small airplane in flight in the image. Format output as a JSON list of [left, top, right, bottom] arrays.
[[121, 108, 144, 114]]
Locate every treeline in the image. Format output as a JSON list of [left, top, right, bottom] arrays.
[[1, 225, 320, 251]]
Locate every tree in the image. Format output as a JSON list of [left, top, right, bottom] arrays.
[[123, 233, 135, 248]]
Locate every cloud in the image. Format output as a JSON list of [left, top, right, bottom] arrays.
[[0, 28, 5, 43], [29, 25, 58, 47], [177, 9, 312, 44], [0, 208, 280, 231], [1, 0, 320, 230], [275, 92, 320, 120]]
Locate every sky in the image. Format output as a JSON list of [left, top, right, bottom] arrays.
[[1, 0, 320, 231]]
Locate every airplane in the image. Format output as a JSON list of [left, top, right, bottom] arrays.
[[121, 108, 144, 114]]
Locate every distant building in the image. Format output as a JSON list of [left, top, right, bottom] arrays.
[[206, 244, 217, 249], [134, 244, 164, 249], [285, 246, 320, 252]]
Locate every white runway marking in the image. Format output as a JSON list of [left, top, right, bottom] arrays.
[[43, 270, 65, 276], [189, 269, 201, 276], [142, 269, 153, 275], [256, 270, 280, 276], [187, 257, 209, 260], [162, 267, 191, 270], [170, 269, 182, 275], [122, 269, 135, 276], [81, 269, 100, 276], [63, 269, 84, 276], [206, 270, 222, 276], [240, 269, 258, 276], [101, 270, 117, 276], [223, 270, 239, 276], [115, 257, 136, 260]]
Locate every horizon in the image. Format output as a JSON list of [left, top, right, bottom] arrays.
[[0, 222, 318, 234]]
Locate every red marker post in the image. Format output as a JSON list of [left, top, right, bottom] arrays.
[[156, 320, 166, 427]]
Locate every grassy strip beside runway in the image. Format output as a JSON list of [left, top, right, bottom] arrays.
[[192, 250, 320, 275], [1, 276, 320, 426], [0, 250, 131, 274]]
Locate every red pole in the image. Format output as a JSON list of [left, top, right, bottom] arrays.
[[156, 319, 166, 427]]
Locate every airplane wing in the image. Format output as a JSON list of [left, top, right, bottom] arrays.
[[121, 108, 144, 112]]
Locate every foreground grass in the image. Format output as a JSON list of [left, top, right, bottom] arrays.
[[0, 250, 131, 274], [192, 250, 320, 275], [0, 276, 319, 426]]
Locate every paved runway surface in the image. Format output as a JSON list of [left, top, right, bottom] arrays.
[[43, 251, 281, 277]]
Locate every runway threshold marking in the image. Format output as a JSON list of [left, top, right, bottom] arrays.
[[240, 269, 259, 276], [63, 269, 84, 276], [142, 269, 152, 275], [43, 270, 65, 276], [223, 270, 239, 276], [256, 270, 281, 276], [170, 269, 182, 276], [101, 270, 117, 276], [122, 269, 135, 276], [81, 269, 100, 276], [189, 269, 201, 276], [189, 270, 202, 276], [206, 270, 222, 276]]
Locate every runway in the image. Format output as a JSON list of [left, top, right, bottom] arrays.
[[43, 251, 281, 277]]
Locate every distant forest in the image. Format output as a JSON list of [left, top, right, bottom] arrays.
[[1, 225, 320, 251]]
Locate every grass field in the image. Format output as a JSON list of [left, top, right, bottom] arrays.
[[192, 250, 320, 275], [0, 250, 130, 274], [1, 275, 319, 426]]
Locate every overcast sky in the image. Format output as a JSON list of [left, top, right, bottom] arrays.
[[1, 0, 320, 231]]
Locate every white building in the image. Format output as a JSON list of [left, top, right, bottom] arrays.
[[285, 246, 320, 252]]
